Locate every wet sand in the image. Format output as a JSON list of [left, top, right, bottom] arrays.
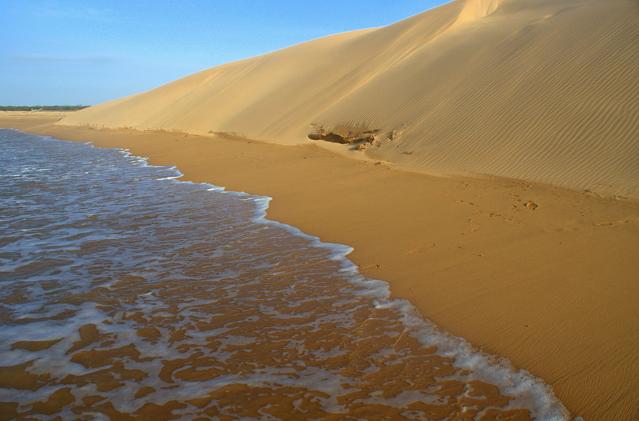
[[3, 130, 549, 419], [3, 113, 639, 420]]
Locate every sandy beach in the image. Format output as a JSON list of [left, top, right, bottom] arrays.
[[2, 112, 638, 419], [3, 0, 639, 418]]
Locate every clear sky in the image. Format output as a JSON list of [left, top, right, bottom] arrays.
[[0, 0, 448, 105]]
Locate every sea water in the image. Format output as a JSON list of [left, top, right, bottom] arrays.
[[0, 129, 570, 420]]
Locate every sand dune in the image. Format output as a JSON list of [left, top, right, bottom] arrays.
[[60, 0, 639, 198]]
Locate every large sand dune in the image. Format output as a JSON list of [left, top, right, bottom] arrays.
[[61, 0, 639, 197]]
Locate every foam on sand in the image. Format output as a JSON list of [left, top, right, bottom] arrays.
[[0, 130, 572, 419]]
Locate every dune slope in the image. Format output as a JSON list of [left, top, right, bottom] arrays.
[[61, 0, 639, 197]]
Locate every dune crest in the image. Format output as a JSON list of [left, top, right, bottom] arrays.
[[60, 0, 639, 198], [455, 0, 503, 25]]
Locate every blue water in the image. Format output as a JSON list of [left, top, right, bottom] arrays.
[[0, 129, 569, 420]]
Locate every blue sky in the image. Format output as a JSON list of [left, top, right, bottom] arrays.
[[0, 0, 448, 105]]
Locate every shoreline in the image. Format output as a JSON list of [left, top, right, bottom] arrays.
[[0, 128, 567, 419], [2, 113, 639, 420], [163, 147, 569, 418]]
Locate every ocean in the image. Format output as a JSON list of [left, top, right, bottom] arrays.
[[0, 129, 568, 420]]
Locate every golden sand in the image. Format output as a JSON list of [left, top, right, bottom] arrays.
[[2, 1, 639, 418], [2, 112, 638, 419]]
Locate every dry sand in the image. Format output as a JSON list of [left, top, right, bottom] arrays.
[[59, 0, 639, 199], [2, 113, 638, 420]]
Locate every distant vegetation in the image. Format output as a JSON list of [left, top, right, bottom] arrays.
[[0, 105, 89, 111]]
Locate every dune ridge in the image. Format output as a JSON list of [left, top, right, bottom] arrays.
[[60, 0, 639, 198]]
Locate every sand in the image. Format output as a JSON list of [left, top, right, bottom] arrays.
[[58, 0, 639, 199], [3, 0, 639, 418], [2, 112, 638, 420]]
